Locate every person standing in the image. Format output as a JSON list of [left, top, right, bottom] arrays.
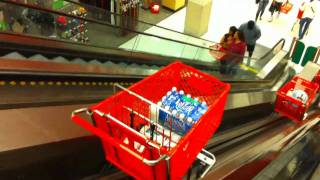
[[256, 0, 270, 21], [219, 26, 237, 49], [299, 0, 316, 40], [268, 0, 285, 22], [239, 20, 261, 66], [219, 30, 246, 75]]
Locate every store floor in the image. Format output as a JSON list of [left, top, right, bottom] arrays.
[[118, 3, 272, 66], [87, 7, 174, 48], [152, 0, 320, 51], [119, 0, 320, 65], [138, 6, 173, 25]]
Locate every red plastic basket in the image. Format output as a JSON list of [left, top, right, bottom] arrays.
[[275, 76, 319, 122], [71, 62, 230, 179]]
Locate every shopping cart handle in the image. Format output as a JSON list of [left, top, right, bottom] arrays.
[[142, 154, 168, 166], [197, 149, 216, 178], [71, 108, 92, 116], [71, 108, 168, 166]]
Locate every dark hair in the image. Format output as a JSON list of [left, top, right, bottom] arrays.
[[236, 30, 245, 42], [247, 20, 255, 30], [229, 26, 237, 35]]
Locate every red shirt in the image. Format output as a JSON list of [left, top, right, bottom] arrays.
[[228, 41, 246, 63], [229, 41, 246, 56]]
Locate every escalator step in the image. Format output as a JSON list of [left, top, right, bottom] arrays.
[[89, 59, 102, 65], [141, 64, 149, 69], [71, 58, 87, 64], [150, 65, 160, 69], [2, 52, 26, 60], [52, 56, 69, 63], [129, 63, 139, 68], [118, 62, 128, 67], [104, 61, 117, 67], [29, 54, 49, 61]]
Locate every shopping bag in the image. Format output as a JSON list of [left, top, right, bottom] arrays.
[[281, 2, 293, 14], [209, 44, 226, 60]]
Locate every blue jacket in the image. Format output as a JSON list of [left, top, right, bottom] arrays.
[[239, 23, 261, 45]]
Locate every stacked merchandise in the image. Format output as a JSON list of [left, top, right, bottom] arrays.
[[58, 7, 89, 43], [137, 87, 208, 150], [286, 89, 309, 104], [158, 87, 208, 135], [116, 0, 139, 35]]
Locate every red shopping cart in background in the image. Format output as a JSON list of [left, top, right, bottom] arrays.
[[280, 1, 293, 14], [72, 62, 230, 179], [275, 76, 319, 122]]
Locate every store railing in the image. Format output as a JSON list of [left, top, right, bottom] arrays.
[[0, 0, 285, 80]]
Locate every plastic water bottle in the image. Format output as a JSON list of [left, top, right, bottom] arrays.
[[179, 113, 186, 121], [175, 95, 197, 117], [187, 117, 193, 124], [199, 102, 208, 113], [193, 98, 200, 106], [163, 88, 181, 109], [188, 101, 207, 123]]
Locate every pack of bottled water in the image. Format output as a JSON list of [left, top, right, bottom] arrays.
[[286, 89, 309, 104], [157, 87, 208, 135]]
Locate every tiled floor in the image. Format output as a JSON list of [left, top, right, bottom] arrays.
[[154, 0, 320, 51], [119, 0, 320, 68]]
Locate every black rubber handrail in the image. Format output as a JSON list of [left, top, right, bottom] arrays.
[[259, 38, 285, 60]]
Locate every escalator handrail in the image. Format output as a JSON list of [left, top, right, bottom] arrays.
[[259, 38, 285, 60], [1, 0, 264, 61]]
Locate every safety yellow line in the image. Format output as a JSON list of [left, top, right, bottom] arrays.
[[240, 64, 259, 74]]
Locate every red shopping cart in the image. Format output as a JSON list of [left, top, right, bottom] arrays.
[[275, 76, 319, 122], [71, 62, 230, 179]]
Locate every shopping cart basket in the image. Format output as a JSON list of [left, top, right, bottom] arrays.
[[275, 76, 319, 122], [71, 62, 230, 179]]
